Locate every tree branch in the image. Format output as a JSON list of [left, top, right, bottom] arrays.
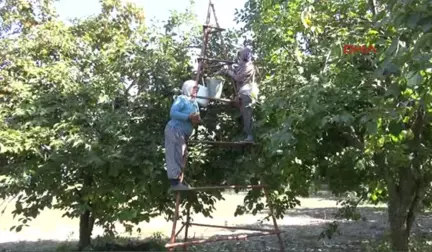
[[341, 126, 364, 150], [409, 100, 425, 181], [368, 0, 377, 16], [125, 78, 138, 94], [374, 152, 398, 198]]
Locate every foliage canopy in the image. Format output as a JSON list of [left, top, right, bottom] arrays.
[[1, 0, 432, 251]]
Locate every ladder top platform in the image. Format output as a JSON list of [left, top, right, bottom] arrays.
[[188, 140, 257, 147], [197, 57, 234, 64]]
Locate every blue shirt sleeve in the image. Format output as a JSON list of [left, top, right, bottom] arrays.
[[170, 96, 190, 121]]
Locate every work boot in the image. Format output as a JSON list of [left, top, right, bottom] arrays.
[[169, 183, 191, 192], [182, 180, 192, 188], [242, 135, 254, 143]]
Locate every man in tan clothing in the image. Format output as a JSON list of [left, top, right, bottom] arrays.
[[221, 47, 258, 142]]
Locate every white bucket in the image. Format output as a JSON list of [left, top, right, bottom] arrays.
[[206, 78, 224, 98], [196, 85, 209, 107]]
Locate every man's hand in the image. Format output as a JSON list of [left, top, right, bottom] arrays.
[[217, 65, 229, 75]]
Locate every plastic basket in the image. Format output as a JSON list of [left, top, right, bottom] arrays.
[[206, 77, 225, 98], [196, 85, 209, 107]]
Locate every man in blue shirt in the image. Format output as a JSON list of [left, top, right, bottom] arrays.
[[164, 80, 201, 190]]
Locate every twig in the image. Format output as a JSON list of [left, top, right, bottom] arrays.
[[0, 194, 19, 215]]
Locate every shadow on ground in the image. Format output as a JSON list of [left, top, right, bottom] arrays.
[[0, 238, 166, 252], [180, 206, 388, 252], [1, 206, 431, 252], [284, 206, 386, 220]]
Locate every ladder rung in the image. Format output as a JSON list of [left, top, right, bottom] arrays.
[[171, 185, 266, 192], [183, 222, 276, 232], [197, 58, 234, 64], [203, 25, 225, 31], [188, 140, 257, 146], [165, 231, 280, 248], [195, 96, 232, 103], [209, 30, 223, 35]]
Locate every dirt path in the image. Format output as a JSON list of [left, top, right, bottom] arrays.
[[1, 193, 431, 251]]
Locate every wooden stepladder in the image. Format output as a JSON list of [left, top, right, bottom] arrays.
[[166, 185, 285, 252], [165, 1, 285, 252]]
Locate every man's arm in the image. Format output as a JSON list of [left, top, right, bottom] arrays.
[[170, 97, 189, 121], [225, 64, 254, 83]]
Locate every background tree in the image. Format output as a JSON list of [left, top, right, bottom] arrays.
[[236, 0, 432, 251], [0, 0, 211, 249], [1, 0, 263, 249]]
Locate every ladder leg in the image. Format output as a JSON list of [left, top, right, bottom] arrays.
[[169, 191, 182, 252], [210, 2, 228, 58], [194, 1, 212, 86], [263, 187, 285, 252], [183, 204, 191, 252]]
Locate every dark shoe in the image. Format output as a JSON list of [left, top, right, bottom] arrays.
[[169, 183, 191, 192], [183, 180, 191, 187], [241, 135, 254, 143]]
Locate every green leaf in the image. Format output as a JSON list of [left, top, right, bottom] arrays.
[[413, 33, 432, 54], [407, 14, 421, 28], [330, 44, 342, 57], [340, 112, 354, 124], [109, 166, 119, 177], [0, 143, 6, 153], [377, 137, 385, 147], [385, 83, 400, 98], [72, 139, 84, 148], [15, 201, 23, 212], [366, 121, 378, 135], [367, 29, 379, 35], [385, 37, 399, 56], [383, 62, 400, 77], [421, 19, 432, 32], [388, 121, 403, 137], [407, 72, 423, 87]]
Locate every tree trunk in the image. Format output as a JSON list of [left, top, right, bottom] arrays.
[[388, 200, 410, 252], [385, 104, 427, 251], [78, 209, 95, 251], [387, 178, 425, 252], [77, 174, 95, 251]]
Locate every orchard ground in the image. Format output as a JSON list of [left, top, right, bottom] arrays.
[[0, 191, 431, 252]]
